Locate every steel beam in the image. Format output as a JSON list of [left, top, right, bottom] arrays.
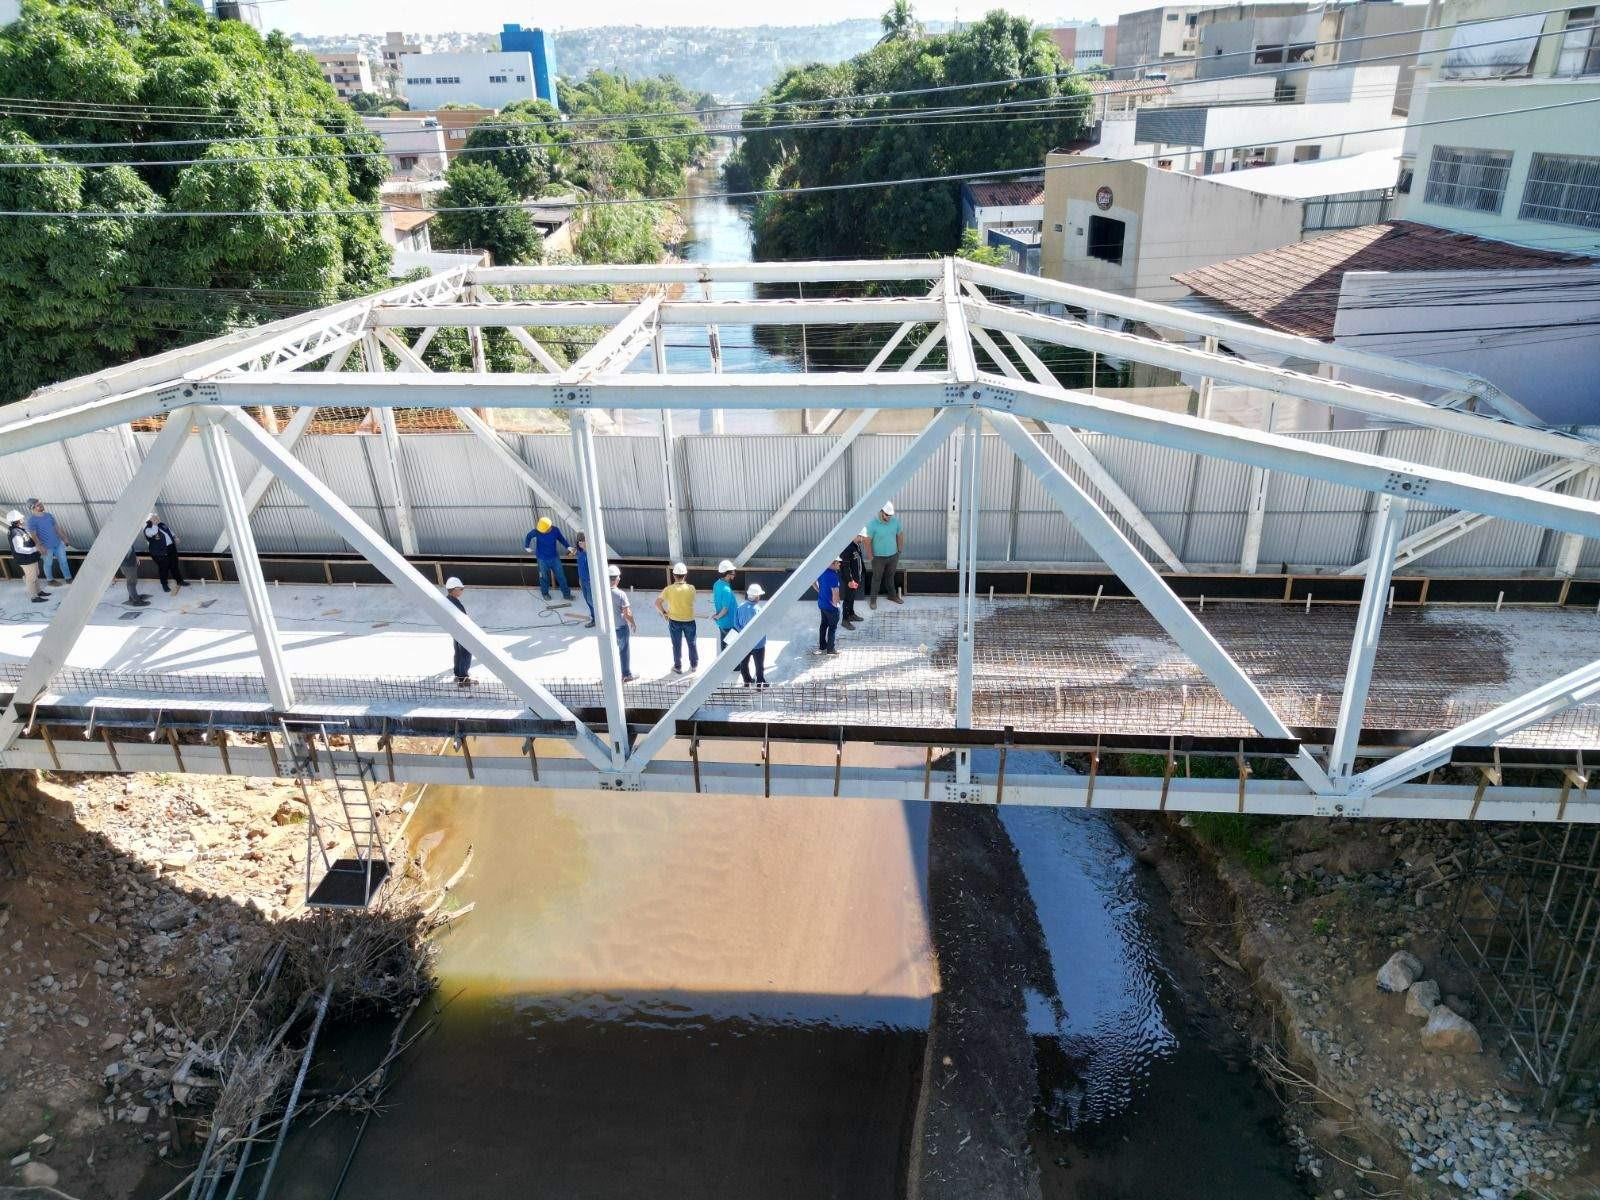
[[626, 408, 967, 774], [1351, 657, 1600, 800], [653, 330, 685, 564], [989, 410, 1331, 793], [1555, 466, 1598, 577], [734, 408, 876, 567], [0, 409, 195, 754], [955, 413, 983, 788], [813, 283, 941, 433], [472, 260, 947, 286], [199, 416, 295, 710], [212, 401, 324, 554], [380, 298, 948, 329], [363, 334, 420, 557], [218, 408, 613, 769], [1328, 496, 1406, 786], [570, 410, 629, 766]]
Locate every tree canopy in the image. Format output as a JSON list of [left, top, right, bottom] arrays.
[[460, 100, 561, 198], [728, 9, 1088, 259], [0, 0, 391, 403], [433, 162, 542, 265]]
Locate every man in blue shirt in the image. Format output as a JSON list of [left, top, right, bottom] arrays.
[[574, 532, 595, 627], [25, 499, 71, 585], [711, 559, 739, 651], [523, 517, 572, 602], [865, 501, 904, 609], [816, 555, 842, 655]]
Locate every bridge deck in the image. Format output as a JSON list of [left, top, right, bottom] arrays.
[[1, 578, 1596, 749]]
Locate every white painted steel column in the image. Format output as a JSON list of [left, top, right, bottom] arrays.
[[654, 331, 685, 564], [1351, 656, 1600, 800], [199, 416, 295, 710], [954, 413, 983, 784], [571, 410, 630, 766], [1195, 335, 1217, 419], [734, 408, 875, 567], [363, 334, 420, 556], [627, 408, 967, 773], [1556, 466, 1600, 577], [1327, 495, 1406, 786], [990, 411, 1331, 794], [702, 278, 725, 435], [213, 401, 322, 553], [0, 410, 196, 754], [945, 433, 962, 569], [219, 410, 614, 770]]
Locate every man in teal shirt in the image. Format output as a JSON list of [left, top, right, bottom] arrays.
[[865, 501, 904, 608], [711, 559, 739, 650]]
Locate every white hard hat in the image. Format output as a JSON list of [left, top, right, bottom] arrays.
[[881, 501, 895, 517], [718, 559, 736, 574], [4, 510, 21, 525], [859, 528, 868, 538], [746, 583, 765, 599], [672, 562, 688, 576], [607, 564, 622, 578], [445, 576, 464, 590]]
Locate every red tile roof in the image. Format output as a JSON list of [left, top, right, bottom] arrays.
[[965, 178, 1046, 208], [1172, 221, 1594, 340]]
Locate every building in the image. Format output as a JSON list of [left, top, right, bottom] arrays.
[[383, 210, 436, 255], [401, 51, 538, 111], [379, 32, 423, 97], [1133, 64, 1405, 173], [1174, 222, 1600, 421], [1397, 0, 1600, 254], [1046, 24, 1118, 68], [1204, 148, 1400, 233], [1040, 153, 1305, 300], [1113, 5, 1203, 79], [962, 178, 1046, 238], [0, 0, 17, 25], [315, 52, 376, 102], [408, 107, 496, 151], [498, 24, 560, 110], [361, 116, 449, 180], [213, 1, 263, 28]]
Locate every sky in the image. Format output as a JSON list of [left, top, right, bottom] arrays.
[[260, 0, 1131, 37]]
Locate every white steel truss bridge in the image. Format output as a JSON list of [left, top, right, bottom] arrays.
[[3, 257, 1600, 824]]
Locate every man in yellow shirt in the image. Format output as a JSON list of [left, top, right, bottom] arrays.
[[654, 562, 700, 674]]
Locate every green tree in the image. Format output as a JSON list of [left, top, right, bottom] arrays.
[[351, 91, 407, 114], [557, 70, 709, 198], [573, 202, 667, 264], [729, 10, 1088, 259], [956, 226, 1007, 266], [434, 161, 542, 265], [0, 0, 390, 403], [461, 101, 561, 197], [879, 0, 925, 44]]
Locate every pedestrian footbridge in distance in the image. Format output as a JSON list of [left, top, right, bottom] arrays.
[[2, 257, 1600, 828]]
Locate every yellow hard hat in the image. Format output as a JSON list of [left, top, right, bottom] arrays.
[[536, 517, 552, 533]]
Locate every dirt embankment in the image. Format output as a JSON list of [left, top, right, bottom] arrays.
[[1122, 812, 1598, 1200], [0, 766, 409, 1197], [909, 803, 1057, 1200]]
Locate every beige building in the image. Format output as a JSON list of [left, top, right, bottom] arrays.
[[379, 32, 423, 97], [314, 52, 375, 102], [1040, 153, 1303, 300]]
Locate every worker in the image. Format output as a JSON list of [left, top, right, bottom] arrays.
[[7, 510, 48, 604], [142, 512, 186, 593], [711, 559, 739, 650], [839, 528, 867, 630], [574, 532, 596, 627], [444, 577, 475, 686], [654, 562, 699, 675], [816, 553, 842, 655], [608, 563, 638, 682], [866, 501, 904, 608], [25, 498, 71, 585], [523, 517, 572, 602], [119, 544, 148, 607], [734, 583, 768, 688]]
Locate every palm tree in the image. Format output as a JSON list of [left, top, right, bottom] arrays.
[[879, 0, 924, 44]]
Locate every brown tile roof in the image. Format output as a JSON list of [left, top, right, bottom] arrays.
[[1085, 78, 1170, 97], [1172, 221, 1594, 340], [389, 210, 435, 233], [965, 178, 1046, 208]]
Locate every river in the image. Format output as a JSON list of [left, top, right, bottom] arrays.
[[251, 171, 1306, 1200]]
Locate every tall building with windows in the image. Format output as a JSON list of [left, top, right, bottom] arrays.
[[314, 52, 376, 102], [1398, 0, 1600, 252], [498, 24, 560, 110], [380, 32, 424, 98], [400, 51, 539, 110]]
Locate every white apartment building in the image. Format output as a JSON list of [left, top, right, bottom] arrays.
[[360, 116, 449, 180], [379, 32, 423, 97], [401, 51, 538, 111], [1113, 5, 1203, 79], [1398, 0, 1600, 253], [314, 52, 375, 102]]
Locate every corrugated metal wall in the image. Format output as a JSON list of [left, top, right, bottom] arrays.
[[6, 423, 1584, 574]]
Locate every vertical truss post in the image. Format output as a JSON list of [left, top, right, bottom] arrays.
[[701, 278, 725, 435], [571, 410, 630, 766], [1195, 335, 1218, 418], [199, 415, 296, 711], [1239, 401, 1277, 574], [954, 413, 983, 784], [989, 410, 1331, 794], [363, 333, 419, 556], [1556, 466, 1599, 577], [0, 409, 196, 754], [653, 331, 685, 564], [1328, 495, 1406, 786], [213, 401, 323, 553]]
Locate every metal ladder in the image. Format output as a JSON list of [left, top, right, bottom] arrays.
[[277, 718, 389, 908]]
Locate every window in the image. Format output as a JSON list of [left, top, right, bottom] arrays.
[[1520, 153, 1600, 229], [1293, 144, 1322, 162], [1423, 145, 1512, 212], [449, 129, 467, 140], [1557, 8, 1600, 76], [1440, 13, 1543, 78], [398, 155, 418, 171], [1165, 11, 1179, 19], [516, 74, 528, 82], [1086, 215, 1125, 264], [489, 74, 507, 83]]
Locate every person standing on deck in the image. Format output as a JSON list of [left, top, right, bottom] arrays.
[[7, 511, 48, 604], [142, 513, 186, 593], [711, 559, 739, 650], [734, 583, 768, 688], [445, 577, 475, 686], [655, 562, 699, 674], [119, 543, 149, 607], [839, 529, 867, 630], [523, 517, 572, 602], [574, 532, 596, 627], [25, 499, 71, 585], [609, 564, 638, 682], [866, 501, 904, 608], [816, 554, 842, 655]]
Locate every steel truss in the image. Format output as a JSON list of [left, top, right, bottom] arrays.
[[2, 257, 1599, 818]]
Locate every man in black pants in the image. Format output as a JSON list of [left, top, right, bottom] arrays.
[[119, 544, 149, 607], [142, 512, 186, 593], [445, 576, 475, 686], [839, 529, 867, 630]]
